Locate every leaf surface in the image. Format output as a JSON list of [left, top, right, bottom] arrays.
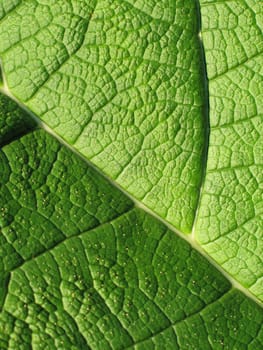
[[196, 0, 263, 300], [0, 124, 262, 349], [0, 0, 262, 349], [0, 0, 206, 233]]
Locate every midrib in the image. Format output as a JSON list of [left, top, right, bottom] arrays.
[[0, 59, 262, 308]]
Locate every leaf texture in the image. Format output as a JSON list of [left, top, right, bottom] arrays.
[[0, 0, 262, 349], [0, 124, 262, 349], [196, 0, 263, 301], [0, 0, 206, 233]]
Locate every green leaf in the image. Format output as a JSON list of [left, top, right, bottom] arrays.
[[0, 1, 262, 349], [0, 93, 36, 146], [0, 0, 206, 233], [195, 0, 263, 301], [0, 124, 262, 349]]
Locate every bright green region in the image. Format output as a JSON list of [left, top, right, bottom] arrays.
[[0, 93, 36, 146], [196, 0, 263, 300], [0, 0, 206, 233]]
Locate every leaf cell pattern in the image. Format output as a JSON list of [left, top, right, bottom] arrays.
[[0, 0, 262, 349]]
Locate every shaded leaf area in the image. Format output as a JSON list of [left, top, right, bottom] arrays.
[[0, 1, 21, 19], [0, 207, 229, 349], [196, 0, 263, 300], [0, 121, 262, 349], [0, 94, 36, 147], [136, 290, 263, 350], [0, 125, 133, 308], [0, 0, 206, 233]]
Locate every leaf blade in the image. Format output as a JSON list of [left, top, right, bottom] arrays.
[[196, 0, 263, 301], [0, 0, 206, 233]]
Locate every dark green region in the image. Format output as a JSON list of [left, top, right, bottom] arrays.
[[0, 93, 36, 147]]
